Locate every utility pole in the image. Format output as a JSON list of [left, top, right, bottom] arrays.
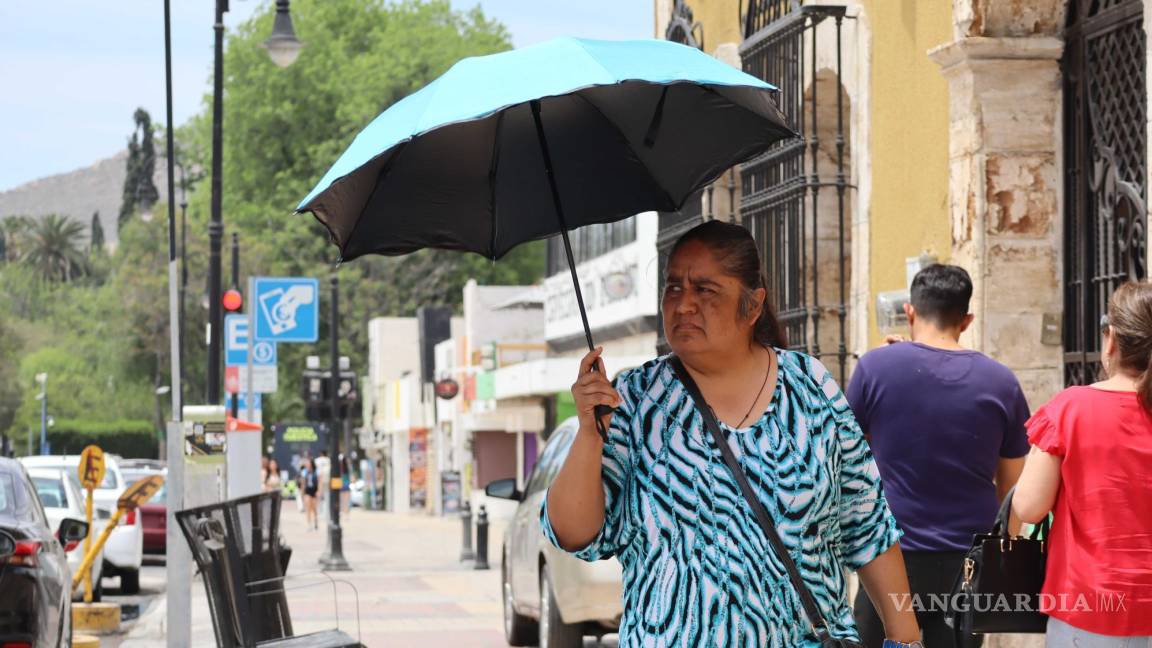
[[230, 232, 240, 419], [35, 373, 48, 455], [320, 274, 350, 571]]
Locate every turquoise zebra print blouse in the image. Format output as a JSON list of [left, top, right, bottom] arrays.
[[541, 350, 902, 647]]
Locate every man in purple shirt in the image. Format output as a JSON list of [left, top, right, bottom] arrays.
[[847, 264, 1030, 648]]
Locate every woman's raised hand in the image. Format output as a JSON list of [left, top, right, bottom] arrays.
[[572, 346, 622, 436]]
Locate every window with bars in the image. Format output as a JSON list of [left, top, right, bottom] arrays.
[[1062, 0, 1147, 386], [738, 3, 852, 384], [545, 219, 637, 277]]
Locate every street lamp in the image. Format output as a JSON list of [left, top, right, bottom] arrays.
[[34, 373, 48, 455], [262, 0, 304, 68], [207, 0, 303, 406], [155, 386, 171, 459]]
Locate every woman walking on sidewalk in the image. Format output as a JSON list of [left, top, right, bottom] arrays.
[[542, 221, 922, 647], [301, 458, 319, 531], [1014, 281, 1152, 646]]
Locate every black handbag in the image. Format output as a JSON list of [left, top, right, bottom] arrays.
[[670, 356, 864, 648], [946, 487, 1050, 636]]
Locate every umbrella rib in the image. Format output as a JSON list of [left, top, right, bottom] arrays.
[[487, 111, 506, 260], [339, 140, 411, 260], [573, 91, 679, 211]]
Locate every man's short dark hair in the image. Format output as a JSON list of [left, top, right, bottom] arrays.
[[910, 264, 973, 328]]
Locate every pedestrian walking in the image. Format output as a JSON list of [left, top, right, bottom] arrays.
[[339, 453, 351, 516], [264, 458, 282, 494], [1013, 281, 1152, 645], [301, 458, 319, 530], [543, 221, 922, 647], [846, 264, 1030, 648]]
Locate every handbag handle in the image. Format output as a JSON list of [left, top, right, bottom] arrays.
[[670, 356, 835, 643], [991, 486, 1050, 540]]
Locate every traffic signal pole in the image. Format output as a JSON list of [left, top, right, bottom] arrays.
[[320, 274, 350, 571], [230, 233, 240, 420]]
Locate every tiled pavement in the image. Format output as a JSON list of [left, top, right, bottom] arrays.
[[124, 503, 512, 647]]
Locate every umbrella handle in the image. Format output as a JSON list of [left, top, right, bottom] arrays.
[[531, 99, 609, 443]]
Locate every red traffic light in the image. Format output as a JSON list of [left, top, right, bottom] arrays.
[[223, 288, 243, 312]]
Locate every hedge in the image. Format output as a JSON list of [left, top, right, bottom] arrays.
[[37, 419, 160, 459]]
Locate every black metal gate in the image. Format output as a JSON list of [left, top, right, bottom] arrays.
[[739, 1, 851, 383], [1063, 0, 1147, 385]]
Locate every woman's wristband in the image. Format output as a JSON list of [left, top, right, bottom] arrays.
[[882, 640, 924, 648]]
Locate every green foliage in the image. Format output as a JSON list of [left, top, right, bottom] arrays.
[[119, 108, 160, 227], [42, 419, 158, 459], [90, 212, 105, 254], [20, 214, 89, 282]]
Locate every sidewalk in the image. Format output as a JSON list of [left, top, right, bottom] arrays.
[[124, 503, 508, 647]]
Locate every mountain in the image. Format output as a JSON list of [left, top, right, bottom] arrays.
[[0, 151, 171, 248]]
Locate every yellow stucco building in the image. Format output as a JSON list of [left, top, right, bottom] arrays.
[[656, 0, 1150, 410]]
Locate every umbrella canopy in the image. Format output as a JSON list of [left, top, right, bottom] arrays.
[[297, 37, 794, 262]]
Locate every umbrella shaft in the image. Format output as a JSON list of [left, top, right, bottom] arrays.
[[530, 100, 595, 353]]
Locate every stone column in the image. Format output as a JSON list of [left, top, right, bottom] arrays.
[[930, 37, 1065, 410]]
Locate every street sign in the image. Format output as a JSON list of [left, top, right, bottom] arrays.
[[225, 315, 277, 367], [226, 366, 277, 393], [78, 445, 106, 490], [253, 277, 320, 343], [119, 474, 165, 509], [225, 393, 262, 411]]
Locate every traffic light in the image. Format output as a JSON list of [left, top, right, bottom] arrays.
[[301, 369, 358, 421], [222, 287, 243, 312]]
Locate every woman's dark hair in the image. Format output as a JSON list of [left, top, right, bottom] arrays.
[[910, 264, 973, 328], [1106, 281, 1152, 416], [668, 220, 787, 348]]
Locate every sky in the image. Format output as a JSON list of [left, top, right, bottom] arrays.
[[0, 1, 654, 193]]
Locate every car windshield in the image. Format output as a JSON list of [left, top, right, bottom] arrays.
[[149, 483, 166, 504], [31, 476, 68, 510]]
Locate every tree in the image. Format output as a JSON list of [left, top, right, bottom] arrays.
[[22, 214, 88, 282], [90, 211, 105, 254], [177, 0, 540, 423], [119, 109, 160, 226], [0, 216, 32, 263]]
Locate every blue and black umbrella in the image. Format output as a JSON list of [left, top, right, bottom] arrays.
[[298, 37, 794, 432]]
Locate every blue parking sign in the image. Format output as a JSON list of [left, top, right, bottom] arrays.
[[253, 277, 320, 343], [225, 315, 277, 367]]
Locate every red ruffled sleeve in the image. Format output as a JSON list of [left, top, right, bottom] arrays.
[[1026, 405, 1064, 456]]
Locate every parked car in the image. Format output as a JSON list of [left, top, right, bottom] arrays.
[[27, 468, 106, 601], [21, 455, 144, 593], [486, 418, 623, 648], [0, 457, 89, 647], [123, 469, 165, 555]]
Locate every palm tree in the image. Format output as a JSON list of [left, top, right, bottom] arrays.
[[21, 214, 89, 282]]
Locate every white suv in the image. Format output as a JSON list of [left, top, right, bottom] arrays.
[[21, 455, 145, 593]]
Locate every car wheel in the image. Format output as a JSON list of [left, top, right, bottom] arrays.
[[539, 564, 583, 648], [502, 560, 538, 646], [120, 568, 140, 594]]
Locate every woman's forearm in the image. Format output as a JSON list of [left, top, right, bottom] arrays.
[[856, 544, 921, 642], [545, 425, 607, 551]]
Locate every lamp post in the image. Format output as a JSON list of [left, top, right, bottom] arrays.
[[34, 373, 47, 455], [320, 274, 350, 571], [206, 0, 302, 406]]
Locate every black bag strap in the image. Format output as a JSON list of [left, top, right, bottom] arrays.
[[669, 355, 834, 642], [991, 486, 1050, 541]]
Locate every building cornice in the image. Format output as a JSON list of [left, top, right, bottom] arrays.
[[928, 36, 1065, 72]]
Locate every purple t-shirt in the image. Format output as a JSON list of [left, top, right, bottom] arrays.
[[846, 342, 1031, 552]]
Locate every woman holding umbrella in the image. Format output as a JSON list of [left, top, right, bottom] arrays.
[[544, 220, 921, 647]]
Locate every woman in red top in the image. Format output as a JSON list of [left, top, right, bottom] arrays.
[[1014, 281, 1152, 645]]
